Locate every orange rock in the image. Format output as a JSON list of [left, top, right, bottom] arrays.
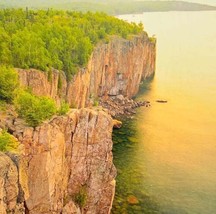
[[3, 109, 117, 213], [0, 152, 22, 213]]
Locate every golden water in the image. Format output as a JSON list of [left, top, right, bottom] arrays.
[[113, 11, 216, 214]]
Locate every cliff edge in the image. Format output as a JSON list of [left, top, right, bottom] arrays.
[[17, 33, 156, 108]]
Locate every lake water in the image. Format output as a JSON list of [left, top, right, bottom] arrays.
[[112, 11, 216, 214]]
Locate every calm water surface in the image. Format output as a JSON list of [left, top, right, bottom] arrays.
[[112, 11, 216, 214]]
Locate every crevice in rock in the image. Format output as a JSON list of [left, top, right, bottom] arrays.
[[3, 165, 9, 210], [24, 201, 29, 214], [5, 154, 25, 205], [7, 127, 14, 135], [67, 117, 77, 182]]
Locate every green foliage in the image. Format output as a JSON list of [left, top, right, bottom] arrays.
[[0, 65, 19, 102], [94, 100, 99, 106], [57, 101, 70, 115], [14, 90, 57, 127], [149, 37, 156, 43], [93, 99, 99, 107], [0, 100, 6, 111], [74, 187, 87, 208], [0, 130, 19, 152], [0, 9, 143, 79]]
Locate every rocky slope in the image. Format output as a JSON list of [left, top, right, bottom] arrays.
[[0, 108, 116, 214], [17, 32, 156, 108]]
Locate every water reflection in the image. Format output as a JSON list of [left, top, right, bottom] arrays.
[[112, 11, 216, 214]]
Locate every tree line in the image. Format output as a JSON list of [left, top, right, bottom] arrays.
[[0, 10, 143, 134], [0, 9, 143, 79]]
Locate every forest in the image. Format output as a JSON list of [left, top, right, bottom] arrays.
[[0, 9, 144, 129], [0, 9, 143, 79]]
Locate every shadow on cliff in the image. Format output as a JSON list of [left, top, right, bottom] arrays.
[[134, 73, 155, 99]]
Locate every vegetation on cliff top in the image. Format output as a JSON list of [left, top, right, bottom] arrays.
[[0, 10, 143, 127], [0, 65, 69, 128], [0, 9, 143, 128], [0, 9, 143, 79], [0, 65, 18, 102], [14, 90, 57, 127], [0, 9, 143, 127]]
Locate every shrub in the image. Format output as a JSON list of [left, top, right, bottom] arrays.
[[74, 187, 87, 208], [0, 65, 19, 102], [14, 90, 57, 127], [0, 130, 19, 153], [57, 101, 70, 115], [149, 37, 156, 43], [93, 99, 99, 107], [0, 100, 6, 112]]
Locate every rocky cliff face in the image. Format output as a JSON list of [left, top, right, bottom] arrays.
[[0, 152, 24, 214], [17, 32, 156, 108], [0, 109, 116, 214], [1, 32, 156, 213]]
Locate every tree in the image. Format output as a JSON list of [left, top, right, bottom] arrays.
[[0, 65, 18, 102], [14, 90, 57, 127], [0, 9, 143, 79]]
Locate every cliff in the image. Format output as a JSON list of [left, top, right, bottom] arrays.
[[0, 32, 156, 214], [0, 108, 116, 214], [17, 32, 156, 108]]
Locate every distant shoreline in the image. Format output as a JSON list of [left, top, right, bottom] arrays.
[[1, 1, 216, 15], [116, 9, 216, 17]]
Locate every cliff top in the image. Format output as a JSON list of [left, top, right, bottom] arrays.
[[0, 9, 143, 80]]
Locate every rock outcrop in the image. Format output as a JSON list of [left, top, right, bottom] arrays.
[[0, 152, 24, 214], [17, 32, 156, 108], [1, 108, 116, 214], [99, 94, 151, 117]]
